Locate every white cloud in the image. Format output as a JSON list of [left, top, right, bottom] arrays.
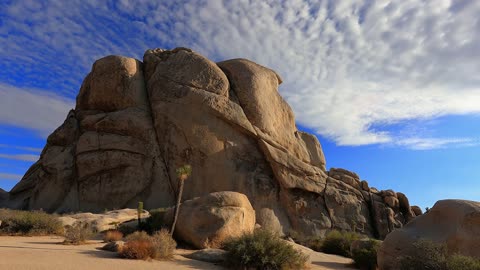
[[0, 144, 42, 153], [0, 153, 39, 162], [0, 84, 74, 137], [1, 0, 480, 148], [0, 173, 23, 181], [395, 137, 479, 150]]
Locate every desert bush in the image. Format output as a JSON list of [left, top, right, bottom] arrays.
[[139, 208, 169, 233], [125, 231, 151, 242], [0, 209, 63, 236], [304, 235, 323, 252], [120, 229, 176, 260], [351, 239, 381, 270], [103, 229, 123, 242], [321, 230, 360, 257], [63, 222, 94, 245], [222, 229, 309, 270], [118, 223, 137, 236], [151, 229, 176, 260], [398, 239, 447, 270], [398, 239, 480, 270], [120, 239, 156, 260], [447, 254, 480, 270]]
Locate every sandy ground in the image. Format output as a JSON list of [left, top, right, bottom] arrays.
[[0, 236, 354, 270]]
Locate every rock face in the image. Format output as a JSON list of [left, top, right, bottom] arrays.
[[0, 188, 7, 203], [58, 209, 150, 232], [4, 47, 418, 239], [164, 191, 255, 249], [378, 200, 480, 270]]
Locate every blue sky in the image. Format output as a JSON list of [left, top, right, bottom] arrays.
[[1, 0, 479, 210]]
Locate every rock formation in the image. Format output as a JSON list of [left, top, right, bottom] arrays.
[[164, 191, 255, 249], [378, 199, 480, 269], [0, 47, 420, 239]]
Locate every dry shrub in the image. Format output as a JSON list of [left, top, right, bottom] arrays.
[[125, 231, 151, 242], [151, 229, 176, 260], [119, 230, 176, 260], [104, 229, 123, 242], [63, 222, 94, 245], [120, 239, 156, 260], [0, 209, 63, 236]]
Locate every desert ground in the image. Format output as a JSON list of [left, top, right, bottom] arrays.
[[0, 236, 353, 270]]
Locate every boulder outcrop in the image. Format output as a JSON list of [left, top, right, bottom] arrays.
[[58, 209, 150, 232], [164, 191, 255, 249], [4, 47, 419, 239], [378, 199, 480, 269]]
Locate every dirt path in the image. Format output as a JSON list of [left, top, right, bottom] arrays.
[[0, 236, 354, 270]]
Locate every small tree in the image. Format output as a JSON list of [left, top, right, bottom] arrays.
[[170, 164, 192, 235]]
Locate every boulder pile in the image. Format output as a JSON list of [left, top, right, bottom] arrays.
[[0, 47, 421, 239]]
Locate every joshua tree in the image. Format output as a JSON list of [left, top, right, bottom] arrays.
[[170, 164, 192, 235]]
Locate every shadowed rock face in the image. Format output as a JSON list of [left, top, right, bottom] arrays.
[[1, 48, 419, 238], [378, 200, 480, 269]]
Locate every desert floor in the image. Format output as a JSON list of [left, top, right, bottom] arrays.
[[0, 236, 354, 270]]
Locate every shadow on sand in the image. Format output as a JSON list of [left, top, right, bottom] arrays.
[[79, 249, 225, 269], [313, 261, 356, 269]]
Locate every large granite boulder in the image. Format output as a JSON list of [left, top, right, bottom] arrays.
[[5, 47, 417, 239], [58, 208, 150, 232], [378, 199, 480, 270], [165, 191, 255, 249]]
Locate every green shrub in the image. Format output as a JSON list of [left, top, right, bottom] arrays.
[[398, 239, 448, 270], [139, 208, 169, 233], [118, 223, 137, 236], [63, 222, 94, 245], [351, 239, 381, 270], [397, 239, 480, 270], [119, 229, 176, 260], [447, 254, 480, 270], [222, 229, 309, 270], [0, 209, 63, 236], [321, 230, 360, 257], [305, 236, 323, 252]]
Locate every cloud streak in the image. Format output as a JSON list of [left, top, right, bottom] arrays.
[[0, 153, 39, 162], [0, 173, 23, 181], [0, 84, 74, 137], [0, 144, 43, 153], [1, 0, 480, 148]]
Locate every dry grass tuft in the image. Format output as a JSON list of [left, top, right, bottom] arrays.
[[119, 229, 176, 260], [104, 229, 123, 242]]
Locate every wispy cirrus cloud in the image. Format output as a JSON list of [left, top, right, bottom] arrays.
[[0, 173, 23, 181], [0, 144, 42, 153], [0, 153, 39, 162], [395, 137, 480, 150], [0, 84, 74, 137], [1, 0, 480, 149]]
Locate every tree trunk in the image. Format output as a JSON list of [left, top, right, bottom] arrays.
[[170, 179, 184, 235]]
